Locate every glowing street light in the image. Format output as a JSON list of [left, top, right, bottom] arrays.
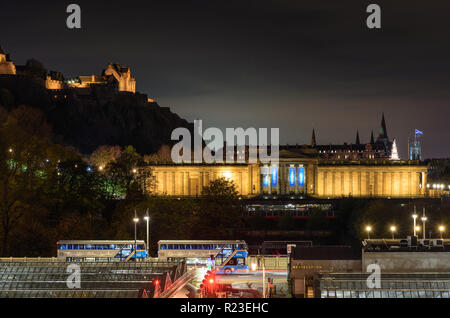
[[365, 226, 372, 239], [390, 226, 397, 240], [415, 225, 421, 234], [133, 210, 139, 262], [412, 209, 418, 236], [439, 225, 445, 239], [143, 209, 150, 257], [421, 208, 427, 240]]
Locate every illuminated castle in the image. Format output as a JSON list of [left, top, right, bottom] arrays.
[[0, 46, 16, 75], [0, 46, 137, 94], [65, 62, 136, 93]]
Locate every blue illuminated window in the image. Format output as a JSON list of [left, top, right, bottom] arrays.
[[289, 168, 295, 186], [298, 167, 305, 186], [263, 174, 269, 187], [272, 168, 277, 187]]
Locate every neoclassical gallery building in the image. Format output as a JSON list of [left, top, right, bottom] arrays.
[[146, 148, 428, 199]]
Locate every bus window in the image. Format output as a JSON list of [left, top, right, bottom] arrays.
[[227, 258, 237, 266]]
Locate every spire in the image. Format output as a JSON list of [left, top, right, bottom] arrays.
[[378, 112, 388, 140], [370, 130, 375, 144], [311, 128, 316, 147], [355, 130, 360, 145]]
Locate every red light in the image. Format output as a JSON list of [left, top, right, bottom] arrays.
[[154, 280, 159, 285], [209, 279, 214, 284]]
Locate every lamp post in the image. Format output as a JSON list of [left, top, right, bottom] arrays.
[[421, 208, 427, 240], [412, 213, 418, 237], [439, 225, 445, 240], [366, 226, 372, 240], [144, 209, 150, 258], [390, 226, 396, 240], [415, 226, 421, 237], [133, 210, 139, 262]]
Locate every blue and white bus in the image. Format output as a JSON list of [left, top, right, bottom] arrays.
[[157, 240, 249, 273], [57, 240, 147, 262]]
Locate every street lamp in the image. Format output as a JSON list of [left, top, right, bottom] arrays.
[[439, 225, 445, 239], [365, 226, 372, 239], [390, 226, 397, 240], [144, 209, 150, 258], [421, 208, 427, 240], [415, 226, 421, 236], [133, 210, 139, 262], [412, 213, 418, 236]]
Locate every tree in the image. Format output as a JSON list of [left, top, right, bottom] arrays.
[[192, 178, 243, 239], [156, 144, 172, 163], [89, 145, 121, 168], [0, 110, 64, 255]]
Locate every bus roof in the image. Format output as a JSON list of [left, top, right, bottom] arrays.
[[58, 240, 146, 244], [157, 240, 247, 244]]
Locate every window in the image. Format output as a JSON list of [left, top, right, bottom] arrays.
[[263, 175, 269, 187], [271, 167, 277, 187], [289, 168, 295, 186], [298, 167, 305, 187]]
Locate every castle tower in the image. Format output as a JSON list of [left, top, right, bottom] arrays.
[[0, 46, 16, 75], [311, 128, 316, 147], [370, 130, 374, 144], [355, 130, 360, 145]]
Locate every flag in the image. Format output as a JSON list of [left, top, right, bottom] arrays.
[[415, 129, 423, 136]]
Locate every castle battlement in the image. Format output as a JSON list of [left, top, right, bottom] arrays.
[[0, 45, 139, 95], [0, 46, 16, 75]]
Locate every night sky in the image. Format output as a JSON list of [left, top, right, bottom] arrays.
[[1, 0, 450, 158]]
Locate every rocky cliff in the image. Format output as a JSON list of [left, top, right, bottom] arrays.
[[0, 74, 192, 154]]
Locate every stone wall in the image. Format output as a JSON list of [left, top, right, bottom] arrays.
[[363, 251, 450, 272], [147, 164, 260, 196], [314, 164, 427, 198]]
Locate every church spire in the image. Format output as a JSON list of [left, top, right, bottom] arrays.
[[311, 128, 316, 147], [355, 130, 360, 145], [378, 112, 388, 140], [370, 130, 375, 144]]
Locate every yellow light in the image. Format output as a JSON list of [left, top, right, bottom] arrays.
[[99, 166, 103, 171], [415, 226, 421, 232], [439, 226, 445, 232], [8, 148, 13, 153], [222, 171, 232, 179], [251, 263, 257, 271], [133, 217, 139, 223], [390, 226, 396, 232], [366, 226, 372, 232], [132, 168, 137, 173]]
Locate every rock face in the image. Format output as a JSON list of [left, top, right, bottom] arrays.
[[0, 74, 192, 154]]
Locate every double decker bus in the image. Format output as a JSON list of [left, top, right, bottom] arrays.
[[157, 240, 249, 273], [57, 240, 147, 262]]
